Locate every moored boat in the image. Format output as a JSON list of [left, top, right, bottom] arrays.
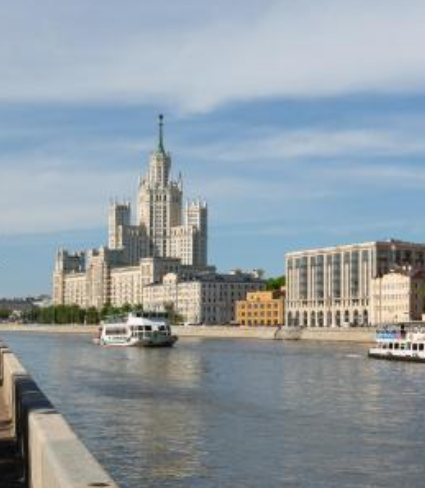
[[368, 325, 425, 362], [93, 311, 178, 348]]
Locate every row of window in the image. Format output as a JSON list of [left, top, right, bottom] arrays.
[[379, 342, 425, 351]]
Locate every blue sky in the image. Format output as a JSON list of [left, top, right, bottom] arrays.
[[1, 0, 425, 297]]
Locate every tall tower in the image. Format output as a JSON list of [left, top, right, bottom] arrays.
[[138, 115, 183, 257], [186, 200, 208, 267], [108, 201, 131, 249]]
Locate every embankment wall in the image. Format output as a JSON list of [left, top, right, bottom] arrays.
[[0, 340, 119, 488], [0, 324, 376, 343]]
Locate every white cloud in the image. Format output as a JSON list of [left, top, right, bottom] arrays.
[[0, 161, 136, 234], [0, 0, 425, 110], [182, 127, 425, 163]]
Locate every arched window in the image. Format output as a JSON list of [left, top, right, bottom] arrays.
[[311, 311, 316, 327], [336, 310, 341, 327], [344, 310, 350, 326]]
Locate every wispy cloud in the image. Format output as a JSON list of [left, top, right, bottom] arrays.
[[1, 0, 425, 111], [0, 161, 135, 234], [181, 127, 425, 163]]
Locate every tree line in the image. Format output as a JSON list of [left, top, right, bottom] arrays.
[[21, 303, 145, 325], [19, 303, 182, 325]]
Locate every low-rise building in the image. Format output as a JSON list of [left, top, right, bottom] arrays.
[[235, 290, 285, 326], [142, 271, 265, 324], [371, 269, 425, 325]]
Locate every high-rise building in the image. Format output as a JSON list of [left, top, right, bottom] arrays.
[[53, 115, 214, 308]]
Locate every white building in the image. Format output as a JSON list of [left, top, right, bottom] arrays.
[[53, 115, 212, 308], [142, 271, 265, 324], [371, 269, 425, 325], [286, 240, 425, 327]]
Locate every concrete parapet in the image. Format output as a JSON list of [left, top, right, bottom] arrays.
[[299, 327, 375, 343], [173, 325, 374, 342], [0, 340, 119, 488]]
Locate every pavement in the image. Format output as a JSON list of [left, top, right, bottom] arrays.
[[0, 394, 25, 487]]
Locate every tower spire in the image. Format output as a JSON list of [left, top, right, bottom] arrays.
[[158, 113, 165, 153]]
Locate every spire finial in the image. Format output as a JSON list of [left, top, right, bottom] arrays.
[[158, 113, 165, 153]]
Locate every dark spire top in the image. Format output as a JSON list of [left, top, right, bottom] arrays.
[[158, 113, 165, 153]]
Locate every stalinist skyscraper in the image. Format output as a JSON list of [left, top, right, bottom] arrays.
[[54, 115, 210, 307], [138, 114, 183, 258]]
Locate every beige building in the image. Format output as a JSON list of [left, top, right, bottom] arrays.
[[286, 240, 425, 327], [53, 116, 212, 308], [371, 269, 425, 325], [142, 271, 265, 324], [235, 290, 285, 326]]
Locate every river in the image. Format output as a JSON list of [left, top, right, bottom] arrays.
[[1, 332, 424, 488]]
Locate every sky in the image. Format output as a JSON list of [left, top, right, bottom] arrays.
[[1, 0, 425, 297]]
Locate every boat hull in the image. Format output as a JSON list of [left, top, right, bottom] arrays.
[[141, 335, 178, 348], [94, 335, 178, 348], [368, 352, 425, 363]]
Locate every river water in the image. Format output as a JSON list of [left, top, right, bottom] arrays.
[[1, 332, 424, 488]]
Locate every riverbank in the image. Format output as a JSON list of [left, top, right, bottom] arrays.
[[0, 323, 376, 343]]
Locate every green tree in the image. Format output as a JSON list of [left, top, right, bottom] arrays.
[[0, 308, 11, 320], [265, 275, 286, 291], [86, 307, 100, 325]]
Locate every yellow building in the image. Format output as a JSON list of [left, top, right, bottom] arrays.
[[235, 290, 285, 326]]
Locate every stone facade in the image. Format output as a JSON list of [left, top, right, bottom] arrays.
[[142, 271, 265, 324], [370, 269, 425, 325], [235, 289, 285, 326], [53, 115, 213, 308], [286, 240, 425, 327]]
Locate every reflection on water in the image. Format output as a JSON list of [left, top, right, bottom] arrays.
[[2, 333, 425, 488]]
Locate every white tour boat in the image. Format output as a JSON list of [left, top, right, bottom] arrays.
[[93, 311, 178, 348], [368, 325, 425, 362]]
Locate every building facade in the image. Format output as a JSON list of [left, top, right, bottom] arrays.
[[235, 290, 285, 326], [53, 116, 212, 308], [370, 269, 425, 325], [142, 271, 265, 324], [286, 240, 425, 327]]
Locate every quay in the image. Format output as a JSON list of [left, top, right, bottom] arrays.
[[0, 323, 376, 343], [0, 339, 119, 488]]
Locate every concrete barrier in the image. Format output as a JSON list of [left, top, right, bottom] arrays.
[[172, 325, 375, 343], [0, 340, 120, 488]]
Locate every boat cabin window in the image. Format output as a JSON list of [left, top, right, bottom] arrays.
[[394, 343, 400, 350], [105, 327, 127, 335], [419, 344, 425, 352], [145, 326, 152, 331], [389, 343, 393, 350], [413, 343, 418, 351], [382, 343, 388, 349]]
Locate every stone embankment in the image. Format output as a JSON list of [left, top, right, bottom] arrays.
[[173, 325, 375, 343], [0, 324, 376, 343], [0, 339, 119, 488]]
